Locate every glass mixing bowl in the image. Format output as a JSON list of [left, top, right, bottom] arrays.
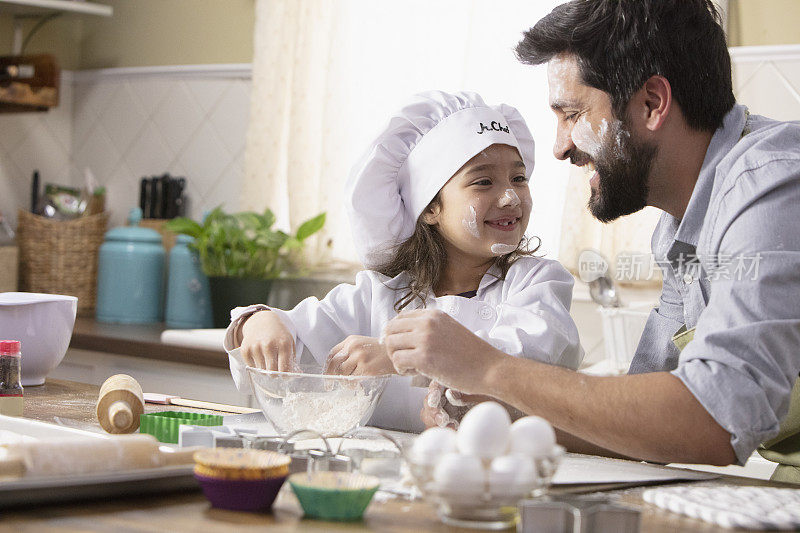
[[406, 445, 565, 530], [246, 365, 390, 437]]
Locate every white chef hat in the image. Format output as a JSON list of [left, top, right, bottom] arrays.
[[346, 90, 535, 268]]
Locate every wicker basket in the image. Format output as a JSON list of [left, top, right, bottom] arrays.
[[16, 210, 108, 316]]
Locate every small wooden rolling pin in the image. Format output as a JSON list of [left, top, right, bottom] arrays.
[[144, 393, 259, 414], [0, 434, 196, 479], [96, 374, 145, 434]]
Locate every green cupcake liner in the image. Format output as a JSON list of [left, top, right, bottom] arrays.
[[289, 472, 380, 521], [139, 411, 223, 443]]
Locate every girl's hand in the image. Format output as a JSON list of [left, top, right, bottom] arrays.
[[240, 311, 296, 372], [324, 335, 395, 376]]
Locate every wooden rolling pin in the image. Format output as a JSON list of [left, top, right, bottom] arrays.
[[0, 434, 196, 479], [96, 374, 145, 434]]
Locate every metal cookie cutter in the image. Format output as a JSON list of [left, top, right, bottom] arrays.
[[519, 496, 641, 533], [276, 429, 352, 475]]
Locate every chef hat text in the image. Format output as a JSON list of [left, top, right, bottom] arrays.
[[346, 91, 536, 269]]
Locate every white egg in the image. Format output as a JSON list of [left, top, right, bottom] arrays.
[[488, 454, 535, 496], [509, 416, 556, 457], [433, 453, 485, 495], [456, 401, 511, 458], [411, 427, 457, 464]]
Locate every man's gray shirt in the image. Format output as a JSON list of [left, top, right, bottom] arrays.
[[630, 104, 800, 464]]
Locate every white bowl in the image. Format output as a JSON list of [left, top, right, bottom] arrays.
[[0, 292, 78, 386]]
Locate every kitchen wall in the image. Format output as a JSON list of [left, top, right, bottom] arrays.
[[728, 0, 800, 47], [732, 45, 800, 121], [0, 77, 74, 229], [77, 0, 254, 69], [0, 0, 254, 71], [70, 66, 251, 227], [0, 0, 255, 229], [0, 67, 252, 230]]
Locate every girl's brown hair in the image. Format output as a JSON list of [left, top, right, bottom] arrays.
[[374, 195, 541, 311]]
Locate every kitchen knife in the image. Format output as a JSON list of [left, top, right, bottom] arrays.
[[160, 174, 171, 219], [149, 176, 161, 219], [139, 177, 148, 217], [31, 170, 39, 213]]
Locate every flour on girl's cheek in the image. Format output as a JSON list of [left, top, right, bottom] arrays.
[[462, 205, 481, 239]]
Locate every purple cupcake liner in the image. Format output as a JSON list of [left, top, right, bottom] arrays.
[[195, 472, 287, 512]]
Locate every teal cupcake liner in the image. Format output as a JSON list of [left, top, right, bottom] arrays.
[[139, 411, 223, 443]]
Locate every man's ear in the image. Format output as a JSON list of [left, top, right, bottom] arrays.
[[422, 202, 440, 225], [639, 75, 672, 132]]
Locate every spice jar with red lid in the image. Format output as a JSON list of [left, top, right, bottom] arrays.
[[0, 340, 23, 416]]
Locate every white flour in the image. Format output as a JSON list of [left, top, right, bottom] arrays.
[[280, 388, 372, 436], [462, 205, 480, 238]]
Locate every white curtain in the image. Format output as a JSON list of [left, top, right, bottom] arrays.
[[243, 0, 660, 277]]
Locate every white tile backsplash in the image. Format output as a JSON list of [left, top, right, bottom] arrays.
[[73, 67, 252, 227], [731, 45, 800, 121], [0, 79, 74, 230], [0, 65, 251, 230]]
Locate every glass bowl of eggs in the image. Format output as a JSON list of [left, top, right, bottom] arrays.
[[246, 364, 390, 437], [405, 402, 564, 530]]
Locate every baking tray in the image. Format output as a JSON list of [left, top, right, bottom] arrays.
[[0, 464, 198, 507], [0, 415, 199, 507]]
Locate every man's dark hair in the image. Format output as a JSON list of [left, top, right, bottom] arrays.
[[516, 0, 735, 132]]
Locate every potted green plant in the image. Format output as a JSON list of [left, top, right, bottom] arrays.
[[165, 207, 326, 327]]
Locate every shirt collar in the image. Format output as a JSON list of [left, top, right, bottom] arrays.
[[477, 261, 503, 295], [666, 104, 748, 264]]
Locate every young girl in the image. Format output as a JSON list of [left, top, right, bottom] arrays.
[[223, 91, 583, 431]]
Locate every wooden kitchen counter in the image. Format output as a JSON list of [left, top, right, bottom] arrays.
[[3, 379, 794, 532], [70, 317, 228, 369]]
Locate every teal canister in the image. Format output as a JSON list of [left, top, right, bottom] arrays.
[[96, 208, 165, 324], [165, 235, 213, 328]]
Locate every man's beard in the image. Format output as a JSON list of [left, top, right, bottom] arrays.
[[573, 118, 657, 223]]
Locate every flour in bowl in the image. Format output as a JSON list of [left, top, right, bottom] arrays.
[[280, 387, 372, 436]]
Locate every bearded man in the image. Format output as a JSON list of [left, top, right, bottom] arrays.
[[384, 0, 800, 480]]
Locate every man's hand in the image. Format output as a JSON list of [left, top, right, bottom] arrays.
[[324, 335, 395, 376], [383, 309, 507, 394], [240, 311, 296, 372]]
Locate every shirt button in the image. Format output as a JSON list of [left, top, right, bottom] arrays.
[[682, 273, 694, 285], [479, 306, 494, 320]]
